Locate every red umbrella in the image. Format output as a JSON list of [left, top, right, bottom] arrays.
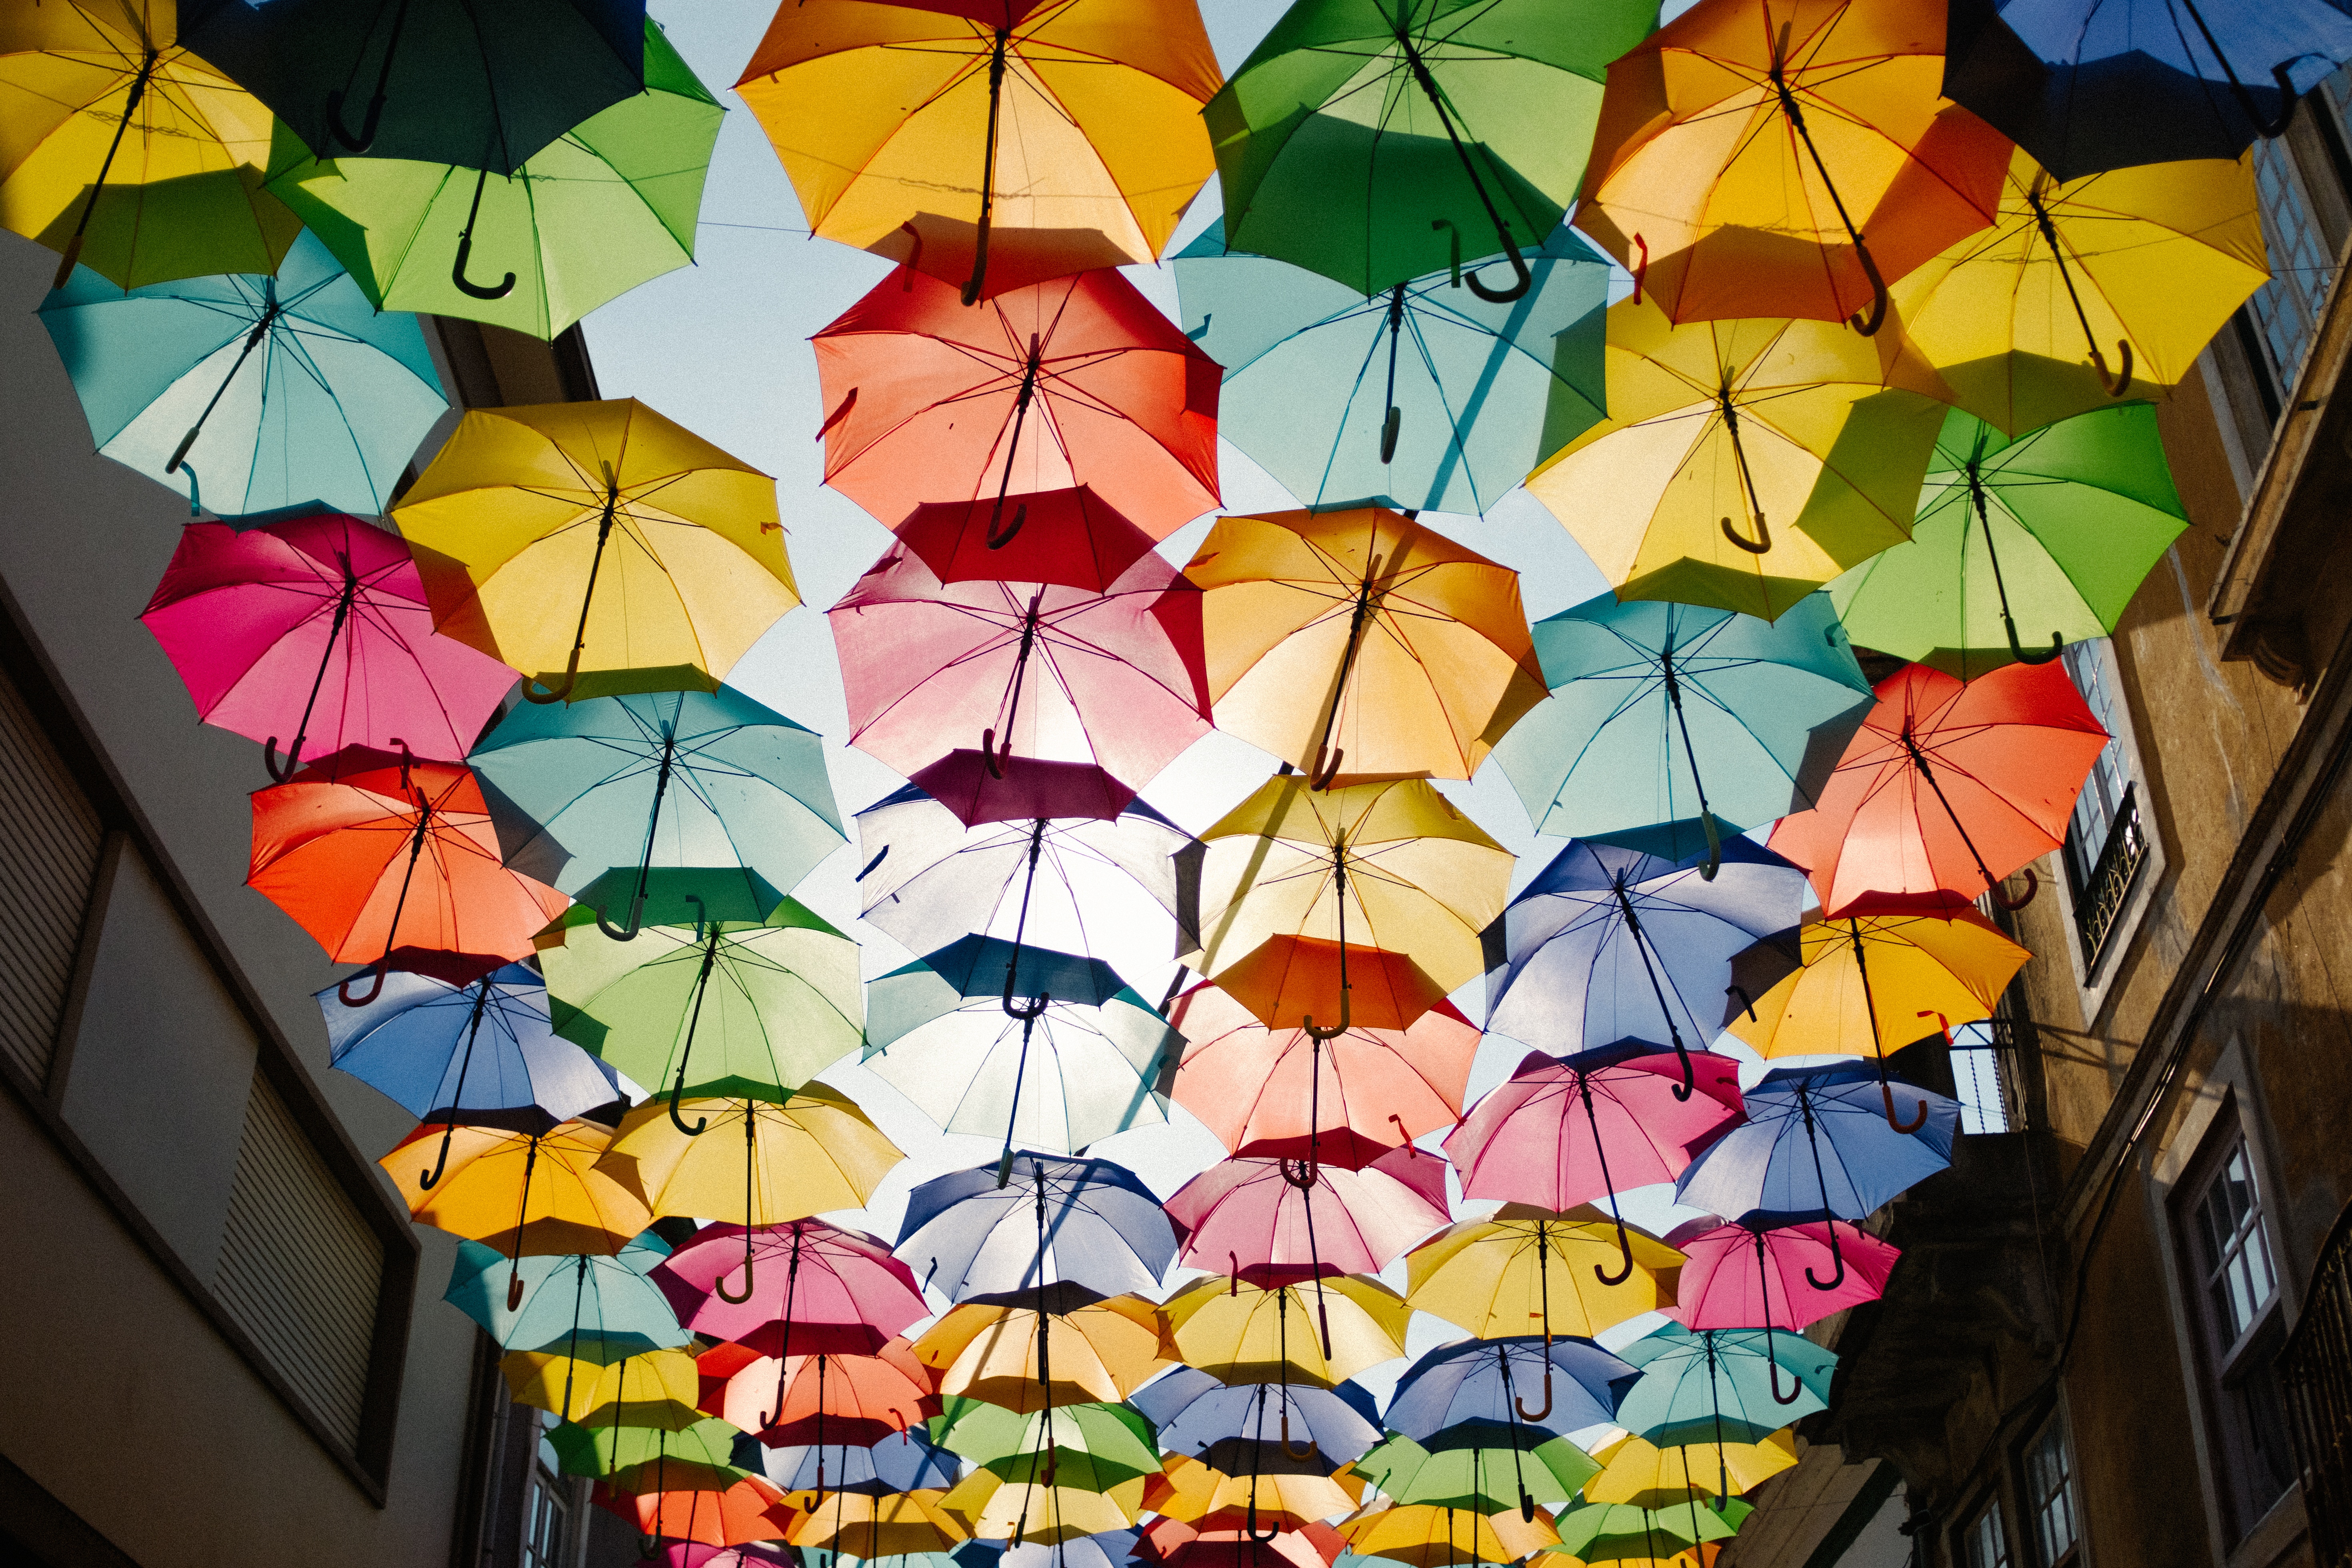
[[814, 267, 1220, 540], [654, 1219, 930, 1360], [141, 514, 516, 780], [1666, 1214, 1898, 1333], [696, 1338, 941, 1447], [599, 1474, 798, 1551], [910, 751, 1141, 829], [1166, 1146, 1451, 1287], [1767, 660, 2108, 916], [831, 540, 1211, 793], [895, 484, 1160, 593]]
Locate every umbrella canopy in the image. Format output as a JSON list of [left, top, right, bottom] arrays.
[[1159, 1523, 1342, 1568], [756, 1428, 965, 1496], [1554, 1500, 1743, 1561], [262, 22, 720, 338], [897, 1154, 1179, 1304], [380, 1120, 652, 1284], [1490, 592, 1876, 845], [249, 746, 570, 974], [1336, 1501, 1561, 1566], [1575, 0, 2010, 328], [1145, 1459, 1361, 1527], [1005, 1532, 1138, 1568], [1387, 1336, 1636, 1440], [178, 0, 647, 174], [1674, 1061, 1960, 1221], [600, 1088, 904, 1226], [814, 267, 1220, 540], [1886, 146, 2267, 432], [1166, 982, 1478, 1169], [552, 1416, 748, 1494], [446, 1232, 688, 1360], [41, 232, 448, 518], [506, 1345, 706, 1428], [142, 515, 513, 779], [0, 1, 300, 288], [1131, 1371, 1384, 1466], [698, 1338, 941, 1447], [1163, 1275, 1411, 1388], [1182, 508, 1544, 786], [1583, 1428, 1798, 1505], [1524, 298, 1952, 622], [935, 1398, 1163, 1490], [617, 1473, 800, 1550], [735, 0, 1221, 300], [1830, 403, 2189, 676], [941, 1469, 1146, 1544], [914, 1293, 1176, 1413], [797, 1489, 976, 1555], [1612, 1324, 1837, 1446], [1355, 1432, 1600, 1512], [1404, 1209, 1684, 1342], [472, 685, 844, 911], [908, 752, 1145, 831], [393, 397, 794, 703], [1204, 0, 1657, 298], [1765, 659, 2110, 913], [830, 539, 1211, 792], [658, 1219, 931, 1362], [1166, 1147, 1452, 1286], [1173, 220, 1607, 517], [894, 485, 1163, 596], [1668, 1213, 1898, 1331]]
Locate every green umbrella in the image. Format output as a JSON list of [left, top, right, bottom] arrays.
[[261, 18, 720, 339], [1355, 1432, 1599, 1512], [549, 1414, 748, 1492], [931, 1397, 1162, 1491], [1552, 1498, 1750, 1561], [1203, 0, 1657, 300], [1829, 403, 2188, 677]]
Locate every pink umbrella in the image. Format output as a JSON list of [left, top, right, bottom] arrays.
[[1668, 1213, 1897, 1352], [652, 1219, 930, 1360], [1166, 1145, 1452, 1288], [140, 514, 517, 780], [665, 1547, 797, 1568]]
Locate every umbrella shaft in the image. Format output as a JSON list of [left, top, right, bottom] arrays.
[[1394, 32, 1515, 248], [1311, 573, 1382, 770], [285, 570, 358, 758], [69, 52, 158, 245], [564, 490, 623, 671], [2022, 192, 2111, 366], [1659, 646, 1715, 819], [1610, 881, 1686, 1048], [633, 736, 680, 908], [1766, 66, 1865, 249], [1895, 736, 2006, 893], [1004, 817, 1048, 1002]]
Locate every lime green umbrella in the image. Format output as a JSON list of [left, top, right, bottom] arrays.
[[1354, 1432, 1599, 1513], [931, 1397, 1162, 1491], [549, 1415, 748, 1493], [261, 18, 719, 339], [1829, 404, 2188, 678], [1203, 0, 1657, 300], [1552, 1497, 1750, 1562]]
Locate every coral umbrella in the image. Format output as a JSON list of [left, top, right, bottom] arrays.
[[657, 1219, 930, 1361], [1674, 1062, 1959, 1222], [897, 1154, 1179, 1304], [916, 1291, 1176, 1414], [1667, 1213, 1898, 1333], [610, 1473, 799, 1552], [736, 0, 1221, 301], [144, 514, 515, 777], [1166, 1147, 1452, 1287], [1337, 1501, 1560, 1566], [1160, 1524, 1341, 1568], [1765, 659, 2109, 913], [599, 1087, 904, 1228], [503, 1346, 704, 1428], [1181, 508, 1544, 786], [249, 746, 569, 994], [378, 1119, 651, 1305], [1405, 1208, 1685, 1343], [814, 268, 1220, 540], [1612, 1324, 1836, 1446], [1583, 1428, 1798, 1506], [830, 537, 1211, 792], [1130, 1370, 1383, 1466], [446, 1232, 687, 1361], [1574, 0, 2010, 330], [1165, 982, 1478, 1170], [1163, 1275, 1410, 1389], [698, 1338, 941, 1447]]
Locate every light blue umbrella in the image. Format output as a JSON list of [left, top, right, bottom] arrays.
[[1612, 1323, 1838, 1446], [1674, 1061, 1960, 1222], [444, 1231, 688, 1361], [36, 229, 448, 519], [1173, 220, 1607, 516]]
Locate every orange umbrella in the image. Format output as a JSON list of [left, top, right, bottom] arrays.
[[377, 1119, 650, 1305], [605, 1474, 799, 1550], [1575, 0, 2011, 331], [247, 745, 567, 1002], [697, 1338, 941, 1447]]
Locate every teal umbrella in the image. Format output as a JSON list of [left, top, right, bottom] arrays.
[[1174, 220, 1607, 516], [445, 1232, 689, 1362], [35, 228, 448, 519], [1489, 591, 1876, 872], [1612, 1324, 1837, 1450], [470, 687, 845, 936]]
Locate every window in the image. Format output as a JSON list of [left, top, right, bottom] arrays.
[[1948, 1021, 2014, 1133], [1961, 1499, 2011, 1568], [2023, 1417, 2079, 1566], [2058, 641, 2148, 972], [523, 1410, 574, 1568], [2182, 1131, 2297, 1533]]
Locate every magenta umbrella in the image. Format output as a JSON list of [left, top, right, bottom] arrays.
[[1667, 1213, 1898, 1333], [1166, 1144, 1451, 1288], [651, 1219, 930, 1361], [140, 514, 517, 780]]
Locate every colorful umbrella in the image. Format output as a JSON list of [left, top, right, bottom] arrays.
[[1404, 1208, 1684, 1342], [1182, 508, 1544, 787], [1172, 220, 1608, 516], [1163, 1275, 1410, 1389], [797, 1488, 976, 1555], [552, 1416, 749, 1494], [614, 1473, 800, 1552], [757, 1428, 965, 1496], [1667, 1213, 1898, 1331], [698, 1339, 940, 1447], [906, 752, 1146, 831], [600, 1088, 904, 1229], [1612, 1324, 1836, 1443], [1166, 1147, 1451, 1286], [1005, 1532, 1139, 1568], [1144, 1457, 1360, 1528], [262, 22, 719, 338], [897, 1154, 1178, 1304], [1387, 1336, 1635, 1438], [1336, 1500, 1561, 1566], [1674, 1061, 1959, 1222], [814, 268, 1220, 540], [505, 1345, 706, 1428], [914, 1292, 1176, 1413], [1765, 658, 2109, 913], [445, 1232, 687, 1360], [941, 1469, 1146, 1545], [1582, 1428, 1798, 1506], [935, 1398, 1162, 1490], [392, 397, 794, 703], [1130, 1371, 1384, 1466], [378, 1119, 652, 1305], [658, 1219, 931, 1361], [892, 485, 1161, 596], [1356, 1432, 1600, 1513], [142, 514, 514, 778], [1553, 1500, 1744, 1562]]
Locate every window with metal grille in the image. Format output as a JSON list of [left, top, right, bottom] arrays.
[[2023, 1417, 2078, 1566], [1961, 1498, 2010, 1568], [0, 661, 103, 1088], [2182, 1130, 2296, 1534], [1949, 1021, 2014, 1134]]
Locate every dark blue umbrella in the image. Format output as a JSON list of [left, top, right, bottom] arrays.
[[746, 1427, 965, 1494], [1673, 1061, 1959, 1222], [1386, 1335, 1636, 1442], [896, 1154, 1178, 1303], [1130, 1367, 1384, 1464]]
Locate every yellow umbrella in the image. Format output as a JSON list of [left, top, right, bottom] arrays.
[[1525, 297, 1954, 622], [0, 1, 300, 288], [914, 1293, 1175, 1413], [1723, 906, 2028, 1067], [792, 1489, 972, 1555], [597, 1086, 904, 1225], [501, 1345, 705, 1428], [1163, 1275, 1410, 1389], [378, 1119, 651, 1304], [940, 1469, 1149, 1543], [1187, 772, 1512, 1033], [734, 0, 1222, 302], [1181, 508, 1546, 788], [393, 397, 796, 704], [1890, 147, 2269, 433], [1146, 1455, 1364, 1526], [1337, 1500, 1561, 1566], [1406, 1207, 1683, 1342], [1582, 1430, 1798, 1507]]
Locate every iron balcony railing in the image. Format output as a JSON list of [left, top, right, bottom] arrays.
[[2072, 784, 2149, 971], [2282, 1199, 2352, 1568]]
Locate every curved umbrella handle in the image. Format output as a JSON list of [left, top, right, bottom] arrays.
[[1630, 233, 1648, 305], [1991, 865, 2039, 911], [507, 1265, 526, 1312], [638, 1535, 664, 1560], [1698, 808, 1722, 882], [1804, 1220, 1848, 1292], [668, 1071, 709, 1138], [1301, 988, 1350, 1043], [2091, 338, 2135, 399], [338, 959, 388, 1008], [1279, 1156, 1319, 1190], [325, 86, 388, 152], [2004, 613, 2066, 667], [1594, 1213, 1636, 1287], [1243, 1498, 1280, 1545], [1668, 1036, 1695, 1102], [521, 650, 582, 706], [264, 734, 304, 783], [1767, 1349, 1804, 1406], [1310, 742, 1345, 792], [1513, 1365, 1553, 1423], [986, 501, 1028, 550], [1882, 1078, 1929, 1134], [716, 1238, 756, 1304], [1846, 241, 1888, 338], [1726, 984, 1758, 1023], [1003, 988, 1048, 1022], [452, 230, 517, 302], [594, 895, 645, 942], [1720, 512, 1771, 554], [1465, 231, 1532, 304], [982, 726, 1014, 780], [419, 1121, 456, 1190], [1430, 218, 1464, 287], [1280, 1406, 1316, 1462]]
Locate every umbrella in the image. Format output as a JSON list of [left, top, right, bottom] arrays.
[[392, 397, 794, 704], [1612, 1324, 1836, 1443], [1387, 1336, 1635, 1440], [830, 538, 1212, 792], [1942, 0, 2352, 175], [445, 1232, 687, 1360], [472, 686, 845, 925], [614, 1473, 800, 1552], [897, 1154, 1179, 1304], [941, 1470, 1145, 1545], [552, 1416, 749, 1494], [757, 1428, 965, 1497], [1181, 508, 1544, 787], [935, 1398, 1162, 1490], [1667, 1213, 1898, 1331], [0, 2, 299, 288], [1765, 659, 2110, 914], [1335, 1501, 1560, 1566], [600, 1088, 904, 1228], [699, 1339, 941, 1447], [1004, 1532, 1138, 1568], [378, 1119, 651, 1306], [1481, 838, 1807, 1080], [262, 22, 720, 338], [1523, 298, 1953, 623], [1204, 0, 1657, 299], [1145, 1457, 1361, 1528], [1553, 1500, 1743, 1562], [797, 1489, 976, 1555], [813, 268, 1220, 541], [1489, 592, 1876, 854], [1163, 1275, 1410, 1389], [1674, 1061, 1960, 1223], [893, 485, 1164, 596], [734, 0, 1222, 302], [141, 514, 514, 781], [1575, 0, 2010, 331], [1188, 773, 1513, 1033], [1886, 146, 2268, 432], [505, 1345, 706, 1428], [40, 232, 449, 518], [658, 1219, 931, 1361], [1172, 220, 1608, 517], [1404, 1209, 1684, 1343], [1582, 1429, 1798, 1506], [1158, 1523, 1342, 1568], [1355, 1433, 1599, 1513], [322, 959, 621, 1185], [864, 936, 1178, 1179], [1830, 403, 2190, 676], [177, 0, 646, 172], [1166, 1147, 1451, 1287], [1130, 1371, 1384, 1466], [914, 1292, 1176, 1413], [248, 746, 570, 995], [907, 752, 1146, 832], [1165, 982, 1478, 1169], [662, 1548, 798, 1568], [853, 787, 1200, 962]]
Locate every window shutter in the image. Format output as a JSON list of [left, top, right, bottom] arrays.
[[0, 664, 102, 1086]]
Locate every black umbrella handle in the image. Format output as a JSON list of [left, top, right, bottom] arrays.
[[1804, 1219, 1848, 1292], [325, 0, 411, 152], [452, 166, 517, 301]]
